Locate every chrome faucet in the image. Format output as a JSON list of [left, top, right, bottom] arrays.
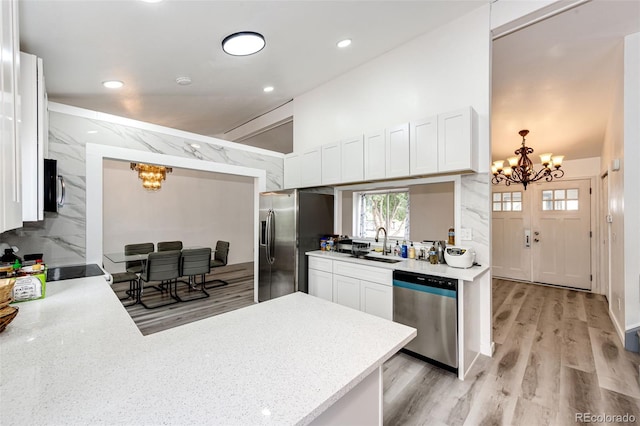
[[375, 227, 389, 255]]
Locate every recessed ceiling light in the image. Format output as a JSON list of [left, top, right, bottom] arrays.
[[87, 130, 98, 134], [263, 86, 274, 93], [176, 76, 192, 86], [337, 39, 352, 48], [222, 32, 265, 56], [139, 0, 163, 3], [190, 143, 200, 149], [102, 80, 124, 89]]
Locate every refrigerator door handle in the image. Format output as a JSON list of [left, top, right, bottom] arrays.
[[268, 209, 276, 264]]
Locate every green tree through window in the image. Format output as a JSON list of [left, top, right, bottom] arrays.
[[358, 190, 409, 239]]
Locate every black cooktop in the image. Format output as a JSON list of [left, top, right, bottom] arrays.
[[46, 264, 105, 282]]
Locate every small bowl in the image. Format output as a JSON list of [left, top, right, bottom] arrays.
[[0, 305, 18, 333]]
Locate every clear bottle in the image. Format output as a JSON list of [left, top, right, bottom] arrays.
[[394, 241, 401, 257], [408, 242, 416, 259], [448, 227, 455, 245]]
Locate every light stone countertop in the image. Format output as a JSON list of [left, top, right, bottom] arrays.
[[0, 276, 415, 425], [306, 250, 489, 281]]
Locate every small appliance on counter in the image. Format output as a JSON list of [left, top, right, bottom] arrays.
[[444, 246, 476, 268]]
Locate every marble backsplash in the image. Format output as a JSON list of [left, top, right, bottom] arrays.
[[0, 109, 284, 266], [460, 173, 490, 268]]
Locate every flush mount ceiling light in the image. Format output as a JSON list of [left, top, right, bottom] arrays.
[[491, 129, 565, 190], [263, 86, 274, 93], [102, 80, 124, 89], [222, 31, 265, 56], [337, 39, 352, 48], [175, 76, 192, 86]]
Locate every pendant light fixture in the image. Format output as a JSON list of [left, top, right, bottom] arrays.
[[130, 163, 172, 191], [491, 130, 565, 190], [222, 31, 265, 56]]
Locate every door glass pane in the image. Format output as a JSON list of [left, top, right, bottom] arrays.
[[555, 200, 566, 210], [493, 202, 502, 211], [512, 192, 522, 202], [542, 200, 553, 211], [567, 200, 579, 211], [566, 189, 578, 199], [512, 202, 522, 211], [542, 190, 553, 200], [504, 202, 512, 211], [503, 193, 511, 201], [493, 193, 501, 202], [554, 189, 566, 200]]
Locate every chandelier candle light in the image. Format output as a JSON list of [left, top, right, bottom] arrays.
[[130, 163, 172, 191], [491, 130, 564, 190]]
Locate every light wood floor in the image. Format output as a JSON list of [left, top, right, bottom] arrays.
[[383, 278, 640, 425], [110, 262, 255, 335]]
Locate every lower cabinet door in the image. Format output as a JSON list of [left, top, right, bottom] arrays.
[[332, 274, 360, 310], [360, 281, 393, 320], [308, 269, 333, 302]]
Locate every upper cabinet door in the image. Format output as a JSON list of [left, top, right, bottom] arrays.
[[283, 153, 300, 189], [363, 129, 386, 181], [340, 135, 364, 184], [300, 148, 322, 187], [410, 116, 438, 176], [438, 107, 474, 173], [385, 123, 410, 178], [0, 0, 22, 233], [321, 142, 341, 185]]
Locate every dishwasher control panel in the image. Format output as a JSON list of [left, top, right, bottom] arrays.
[[392, 270, 457, 292]]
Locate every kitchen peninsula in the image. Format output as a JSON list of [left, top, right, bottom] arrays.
[[0, 276, 415, 425]]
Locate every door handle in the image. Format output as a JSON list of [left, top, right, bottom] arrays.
[[524, 230, 531, 248]]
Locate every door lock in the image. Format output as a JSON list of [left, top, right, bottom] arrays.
[[534, 231, 540, 236], [534, 238, 540, 243]]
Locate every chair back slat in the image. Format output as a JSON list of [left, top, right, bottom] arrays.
[[142, 250, 181, 282], [181, 248, 211, 276], [158, 241, 183, 252]]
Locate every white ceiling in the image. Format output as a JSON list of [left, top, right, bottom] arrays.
[[19, 1, 640, 159], [19, 0, 483, 151], [492, 0, 640, 163]]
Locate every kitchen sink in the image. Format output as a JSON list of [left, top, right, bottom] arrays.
[[362, 255, 402, 264]]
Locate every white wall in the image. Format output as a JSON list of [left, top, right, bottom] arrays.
[[558, 157, 600, 178], [102, 160, 253, 272]]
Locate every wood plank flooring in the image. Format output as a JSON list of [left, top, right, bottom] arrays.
[[384, 278, 640, 425], [109, 262, 254, 335], [111, 271, 640, 424]]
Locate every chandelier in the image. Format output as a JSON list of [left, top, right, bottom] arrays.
[[130, 163, 172, 191], [491, 130, 564, 190]]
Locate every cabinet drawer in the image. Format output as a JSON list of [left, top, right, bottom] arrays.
[[333, 261, 392, 286], [309, 256, 333, 273]]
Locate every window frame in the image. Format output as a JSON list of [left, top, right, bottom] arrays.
[[354, 188, 410, 240]]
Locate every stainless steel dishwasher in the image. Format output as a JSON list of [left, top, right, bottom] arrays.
[[393, 270, 458, 373]]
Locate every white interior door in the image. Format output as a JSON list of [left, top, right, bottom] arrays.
[[531, 179, 592, 289], [491, 187, 531, 281]]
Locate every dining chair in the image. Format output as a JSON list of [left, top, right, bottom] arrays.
[[157, 241, 183, 252], [176, 248, 211, 302], [125, 242, 154, 274], [138, 250, 181, 309], [204, 240, 230, 289]]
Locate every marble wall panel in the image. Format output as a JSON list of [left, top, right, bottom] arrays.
[[0, 111, 284, 266], [460, 173, 491, 267]]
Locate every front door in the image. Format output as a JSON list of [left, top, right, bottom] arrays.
[[531, 179, 592, 289], [491, 179, 592, 290]]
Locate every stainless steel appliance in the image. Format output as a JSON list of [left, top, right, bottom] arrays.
[[259, 190, 334, 302], [393, 270, 458, 373]]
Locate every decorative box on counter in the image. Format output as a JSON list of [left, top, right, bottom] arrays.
[[12, 264, 47, 302]]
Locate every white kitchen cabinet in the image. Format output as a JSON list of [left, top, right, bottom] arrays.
[[332, 274, 360, 310], [321, 142, 341, 185], [20, 52, 47, 222], [340, 135, 364, 183], [283, 153, 300, 189], [308, 268, 333, 302], [300, 148, 322, 187], [438, 107, 475, 173], [0, 0, 22, 233], [360, 280, 393, 320], [410, 116, 438, 176], [363, 129, 386, 181], [385, 123, 410, 178]]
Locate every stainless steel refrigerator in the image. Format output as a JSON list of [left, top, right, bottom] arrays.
[[259, 189, 334, 302]]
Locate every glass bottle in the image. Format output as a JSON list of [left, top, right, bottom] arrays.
[[448, 227, 455, 245], [429, 244, 438, 264]]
